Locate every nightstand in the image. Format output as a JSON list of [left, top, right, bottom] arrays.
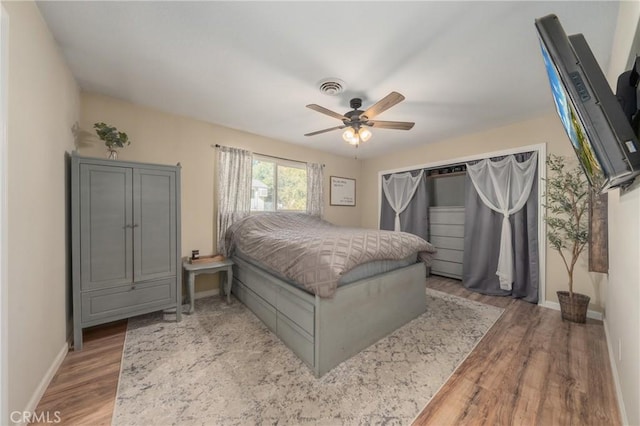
[[182, 258, 234, 313]]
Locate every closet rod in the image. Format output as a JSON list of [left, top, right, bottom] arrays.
[[211, 144, 324, 167]]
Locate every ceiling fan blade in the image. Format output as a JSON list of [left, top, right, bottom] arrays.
[[304, 125, 346, 137], [362, 92, 405, 119], [366, 120, 415, 130], [306, 104, 348, 121]]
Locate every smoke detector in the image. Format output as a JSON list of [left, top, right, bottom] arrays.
[[318, 78, 346, 96]]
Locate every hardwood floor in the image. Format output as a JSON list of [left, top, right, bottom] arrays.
[[414, 276, 620, 426], [31, 321, 127, 426], [32, 277, 620, 425]]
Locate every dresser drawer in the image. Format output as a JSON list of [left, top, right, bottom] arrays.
[[431, 259, 463, 279], [429, 207, 465, 225], [430, 235, 464, 251], [81, 277, 176, 323], [430, 223, 464, 238], [433, 248, 464, 263]]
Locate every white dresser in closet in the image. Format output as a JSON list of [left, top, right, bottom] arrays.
[[428, 206, 464, 279]]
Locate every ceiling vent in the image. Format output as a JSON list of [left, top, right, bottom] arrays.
[[318, 78, 345, 96]]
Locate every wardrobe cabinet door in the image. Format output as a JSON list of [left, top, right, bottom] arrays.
[[133, 168, 177, 282], [79, 164, 133, 290]]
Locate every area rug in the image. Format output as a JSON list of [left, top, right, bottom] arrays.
[[113, 289, 503, 425]]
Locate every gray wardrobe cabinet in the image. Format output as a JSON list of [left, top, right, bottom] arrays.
[[71, 154, 182, 350]]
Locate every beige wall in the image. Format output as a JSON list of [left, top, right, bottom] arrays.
[[360, 112, 607, 311], [79, 92, 362, 293], [3, 1, 80, 420], [603, 1, 640, 424]]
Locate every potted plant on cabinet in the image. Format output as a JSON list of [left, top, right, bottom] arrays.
[[544, 154, 591, 323], [94, 122, 130, 159]]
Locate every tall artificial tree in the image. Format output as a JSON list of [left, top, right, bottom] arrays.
[[544, 154, 590, 297]]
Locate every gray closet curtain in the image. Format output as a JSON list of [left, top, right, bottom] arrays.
[[380, 171, 429, 241], [463, 152, 539, 302]]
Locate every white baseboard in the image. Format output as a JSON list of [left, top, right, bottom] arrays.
[[18, 341, 68, 425], [195, 288, 220, 299], [543, 300, 603, 321], [603, 318, 628, 425]]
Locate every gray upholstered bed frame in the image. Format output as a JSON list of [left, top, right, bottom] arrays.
[[231, 256, 427, 377]]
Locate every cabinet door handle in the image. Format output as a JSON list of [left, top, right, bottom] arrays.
[[124, 224, 132, 229], [132, 224, 139, 228]]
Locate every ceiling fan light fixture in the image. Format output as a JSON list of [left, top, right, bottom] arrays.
[[342, 126, 372, 146], [342, 127, 356, 143], [306, 92, 412, 147], [359, 127, 372, 142]]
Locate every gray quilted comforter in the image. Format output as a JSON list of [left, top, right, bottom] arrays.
[[225, 213, 436, 298]]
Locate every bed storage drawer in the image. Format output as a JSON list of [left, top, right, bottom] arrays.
[[276, 288, 314, 336], [232, 256, 426, 378], [277, 312, 314, 367], [234, 261, 278, 305], [233, 258, 317, 370], [233, 278, 277, 333], [233, 260, 315, 335]]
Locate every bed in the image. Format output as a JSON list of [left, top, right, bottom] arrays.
[[225, 213, 436, 377]]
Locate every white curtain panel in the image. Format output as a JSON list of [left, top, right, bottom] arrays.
[[306, 162, 324, 217], [466, 152, 538, 290], [382, 170, 424, 232], [217, 146, 253, 255]]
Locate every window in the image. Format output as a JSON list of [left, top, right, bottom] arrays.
[[251, 156, 307, 212]]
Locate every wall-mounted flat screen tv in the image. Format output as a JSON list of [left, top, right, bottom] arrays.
[[535, 14, 640, 192]]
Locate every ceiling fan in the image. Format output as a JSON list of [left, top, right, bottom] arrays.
[[304, 92, 415, 146]]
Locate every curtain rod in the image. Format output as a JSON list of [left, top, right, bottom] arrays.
[[212, 144, 324, 167]]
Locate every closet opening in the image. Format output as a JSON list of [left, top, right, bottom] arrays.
[[378, 144, 546, 305]]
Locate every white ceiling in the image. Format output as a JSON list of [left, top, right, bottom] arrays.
[[37, 1, 620, 159]]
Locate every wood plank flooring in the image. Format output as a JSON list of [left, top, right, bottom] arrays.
[[32, 276, 620, 425], [31, 321, 127, 426], [414, 276, 620, 426]]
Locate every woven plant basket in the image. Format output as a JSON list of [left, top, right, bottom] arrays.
[[557, 291, 590, 323]]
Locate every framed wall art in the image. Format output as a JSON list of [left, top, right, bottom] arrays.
[[330, 176, 356, 206]]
